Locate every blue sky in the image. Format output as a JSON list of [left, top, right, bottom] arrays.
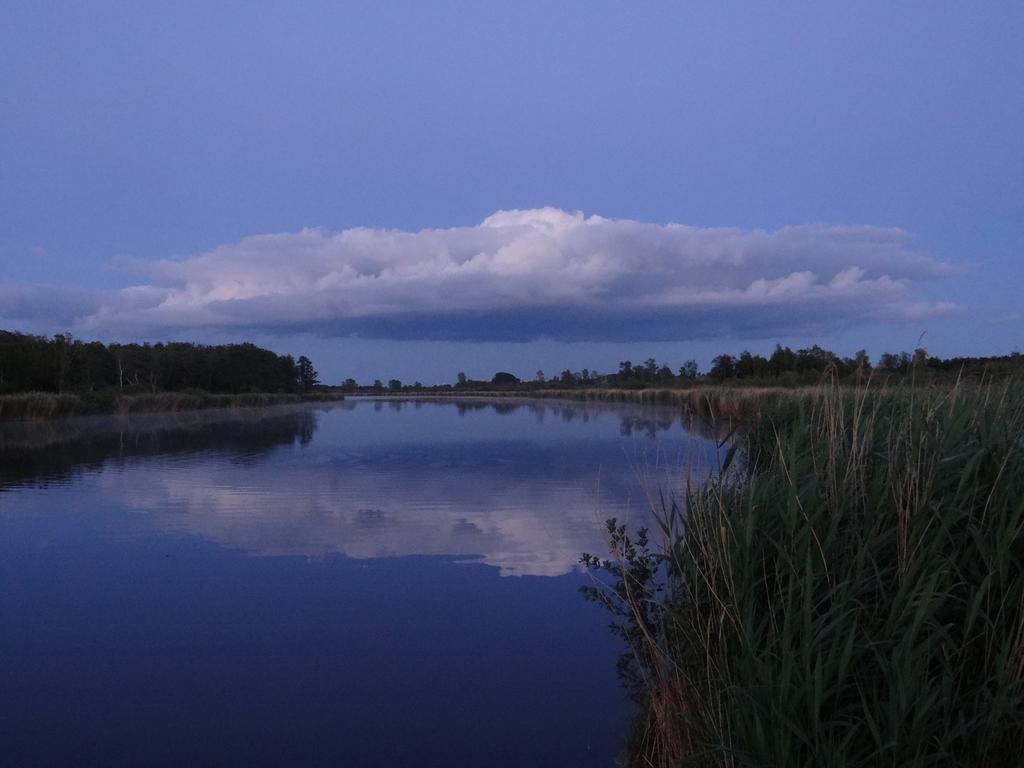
[[1, 1, 1021, 383]]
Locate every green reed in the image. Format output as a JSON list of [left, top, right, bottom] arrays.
[[584, 379, 1024, 767]]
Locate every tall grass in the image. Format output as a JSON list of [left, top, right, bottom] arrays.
[[0, 390, 344, 421], [0, 392, 82, 421], [377, 385, 817, 421], [529, 386, 808, 421], [584, 380, 1024, 767]]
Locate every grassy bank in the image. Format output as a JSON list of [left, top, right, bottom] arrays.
[[363, 385, 824, 422], [584, 380, 1024, 766], [526, 385, 817, 421], [0, 390, 344, 422]]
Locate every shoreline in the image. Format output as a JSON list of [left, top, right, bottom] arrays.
[[347, 385, 826, 422], [0, 391, 345, 423]]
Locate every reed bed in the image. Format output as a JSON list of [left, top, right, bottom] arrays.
[[381, 385, 822, 422], [0, 392, 82, 421], [584, 379, 1024, 767], [0, 390, 344, 421], [524, 386, 808, 421]]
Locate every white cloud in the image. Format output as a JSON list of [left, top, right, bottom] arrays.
[[0, 208, 957, 341]]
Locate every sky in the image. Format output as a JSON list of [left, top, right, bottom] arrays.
[[1, 1, 1021, 384]]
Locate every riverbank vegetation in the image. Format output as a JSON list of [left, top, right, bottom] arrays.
[[0, 330, 319, 395], [340, 345, 1022, 394], [0, 390, 343, 422], [363, 385, 808, 423], [583, 378, 1024, 766], [0, 331, 336, 420]]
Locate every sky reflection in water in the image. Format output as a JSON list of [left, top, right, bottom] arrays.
[[0, 398, 719, 766]]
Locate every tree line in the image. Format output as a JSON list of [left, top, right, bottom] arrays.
[[527, 346, 1023, 389], [345, 344, 1022, 392], [532, 346, 1022, 389], [0, 331, 319, 395]]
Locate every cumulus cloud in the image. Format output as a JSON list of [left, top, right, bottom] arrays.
[[0, 208, 957, 341]]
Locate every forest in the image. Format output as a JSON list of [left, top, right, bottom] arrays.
[[0, 330, 319, 395]]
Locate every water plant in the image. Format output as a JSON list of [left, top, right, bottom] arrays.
[[584, 379, 1024, 766]]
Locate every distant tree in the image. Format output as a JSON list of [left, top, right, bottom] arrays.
[[535, 370, 546, 384], [679, 360, 700, 381], [388, 378, 402, 391], [413, 381, 423, 389], [0, 331, 309, 395], [708, 354, 736, 381], [736, 350, 770, 379], [853, 349, 871, 371], [657, 364, 675, 384], [644, 358, 658, 382], [457, 372, 467, 386], [559, 369, 575, 386], [795, 345, 838, 374], [54, 333, 72, 393], [879, 351, 912, 373], [913, 347, 929, 367], [341, 378, 358, 391], [736, 351, 753, 378], [296, 356, 319, 392], [491, 371, 520, 386], [618, 361, 634, 379], [373, 378, 383, 390], [769, 344, 798, 377]]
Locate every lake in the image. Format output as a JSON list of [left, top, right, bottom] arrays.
[[0, 397, 720, 766]]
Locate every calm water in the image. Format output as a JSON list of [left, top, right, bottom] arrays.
[[0, 397, 719, 766]]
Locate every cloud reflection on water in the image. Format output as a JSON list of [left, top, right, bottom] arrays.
[[3, 399, 720, 576]]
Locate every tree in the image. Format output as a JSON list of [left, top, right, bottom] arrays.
[[679, 360, 700, 381], [708, 354, 736, 381], [736, 350, 769, 379], [341, 378, 358, 391], [0, 332, 311, 395], [879, 352, 911, 373], [535, 370, 546, 384], [53, 333, 72, 393], [388, 378, 402, 391], [492, 371, 520, 386], [373, 379, 383, 390], [296, 355, 318, 392], [794, 345, 837, 374], [457, 372, 467, 386], [644, 358, 658, 382], [853, 349, 871, 371], [769, 344, 797, 377]]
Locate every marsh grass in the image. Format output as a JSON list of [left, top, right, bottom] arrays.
[[384, 385, 818, 422], [533, 386, 808, 422], [583, 378, 1024, 767], [0, 390, 344, 421]]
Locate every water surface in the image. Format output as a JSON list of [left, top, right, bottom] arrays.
[[0, 397, 718, 766]]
